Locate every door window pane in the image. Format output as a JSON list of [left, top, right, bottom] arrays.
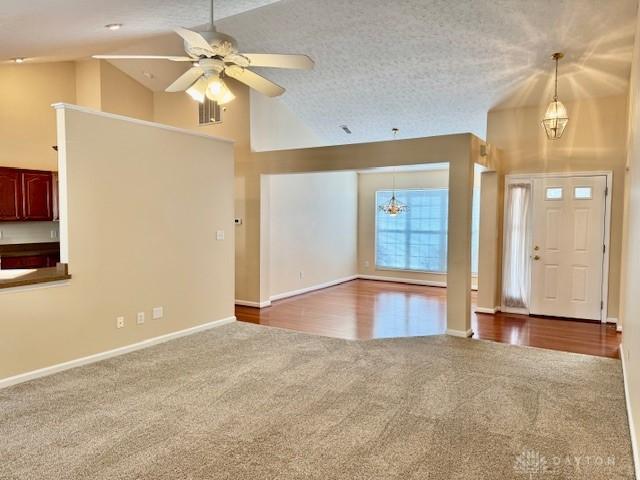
[[545, 187, 563, 200], [574, 186, 593, 199]]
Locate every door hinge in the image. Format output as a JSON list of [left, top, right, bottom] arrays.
[[605, 186, 609, 197], [601, 300, 604, 310], [603, 244, 606, 253]]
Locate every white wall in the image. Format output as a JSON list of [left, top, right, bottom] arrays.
[[0, 222, 59, 244], [250, 91, 324, 152], [267, 171, 358, 298]]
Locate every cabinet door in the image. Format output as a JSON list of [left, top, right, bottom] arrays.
[[22, 172, 53, 221], [1, 255, 49, 269], [0, 168, 22, 221]]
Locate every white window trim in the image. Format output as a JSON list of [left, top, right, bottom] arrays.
[[374, 188, 449, 274]]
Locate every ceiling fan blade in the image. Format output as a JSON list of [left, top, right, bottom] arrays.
[[175, 27, 215, 56], [165, 67, 204, 92], [225, 66, 285, 97], [242, 53, 314, 70], [93, 54, 194, 62]]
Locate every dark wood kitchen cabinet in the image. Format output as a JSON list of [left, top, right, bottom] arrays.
[[0, 167, 54, 222], [0, 168, 22, 221], [0, 254, 59, 269], [22, 171, 53, 220]]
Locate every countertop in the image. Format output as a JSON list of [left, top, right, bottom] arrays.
[[0, 263, 71, 289]]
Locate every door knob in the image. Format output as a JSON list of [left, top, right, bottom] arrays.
[[534, 245, 540, 251], [533, 255, 540, 260]]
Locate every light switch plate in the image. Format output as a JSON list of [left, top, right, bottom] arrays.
[[116, 316, 125, 329], [152, 307, 163, 320], [136, 312, 145, 325], [216, 230, 225, 240]]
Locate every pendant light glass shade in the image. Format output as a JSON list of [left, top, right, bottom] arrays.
[[205, 76, 235, 105], [186, 77, 207, 103], [542, 99, 568, 139], [541, 52, 568, 140]]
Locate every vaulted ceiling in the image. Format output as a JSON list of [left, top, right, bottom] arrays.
[[1, 0, 637, 143]]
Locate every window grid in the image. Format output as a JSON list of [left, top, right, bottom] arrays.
[[375, 188, 480, 274]]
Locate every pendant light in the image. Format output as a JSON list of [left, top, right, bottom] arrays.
[[378, 128, 408, 217], [541, 52, 569, 140]]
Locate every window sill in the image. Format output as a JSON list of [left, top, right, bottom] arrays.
[[0, 264, 71, 290], [374, 266, 447, 275]]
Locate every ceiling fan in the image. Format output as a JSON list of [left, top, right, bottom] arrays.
[[93, 0, 314, 105]]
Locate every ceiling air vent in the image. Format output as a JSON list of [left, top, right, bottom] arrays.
[[199, 98, 222, 125]]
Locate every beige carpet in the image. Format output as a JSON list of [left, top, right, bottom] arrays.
[[0, 322, 635, 479]]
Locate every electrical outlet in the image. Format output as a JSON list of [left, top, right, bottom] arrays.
[[50, 230, 58, 239], [116, 316, 125, 329], [152, 307, 163, 320], [0, 230, 3, 239], [136, 312, 145, 325], [364, 260, 370, 268], [216, 230, 225, 240]]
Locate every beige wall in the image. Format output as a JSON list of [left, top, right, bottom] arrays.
[[476, 171, 501, 310], [99, 61, 154, 121], [75, 59, 102, 111], [152, 81, 256, 303], [0, 107, 235, 380], [357, 169, 449, 285], [0, 62, 75, 171], [267, 171, 357, 298], [487, 95, 628, 318], [620, 9, 640, 472]]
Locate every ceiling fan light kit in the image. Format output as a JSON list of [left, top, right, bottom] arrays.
[[92, 0, 314, 107], [541, 52, 569, 140]]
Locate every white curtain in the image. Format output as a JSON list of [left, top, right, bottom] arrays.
[[502, 183, 531, 309]]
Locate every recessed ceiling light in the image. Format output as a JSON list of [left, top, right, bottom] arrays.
[[105, 23, 123, 31], [13, 57, 26, 64]]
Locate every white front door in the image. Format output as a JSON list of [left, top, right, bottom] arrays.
[[529, 176, 607, 320]]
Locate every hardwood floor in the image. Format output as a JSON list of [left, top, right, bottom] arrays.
[[235, 279, 622, 359]]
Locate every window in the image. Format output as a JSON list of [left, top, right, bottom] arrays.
[[545, 187, 563, 200], [375, 188, 480, 274], [574, 186, 593, 199]]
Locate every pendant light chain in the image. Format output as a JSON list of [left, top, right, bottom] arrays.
[[554, 55, 559, 102]]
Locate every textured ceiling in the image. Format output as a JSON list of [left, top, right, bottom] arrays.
[[1, 0, 636, 144], [0, 0, 281, 62], [213, 0, 636, 143]]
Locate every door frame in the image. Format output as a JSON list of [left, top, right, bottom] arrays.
[[501, 171, 612, 322]]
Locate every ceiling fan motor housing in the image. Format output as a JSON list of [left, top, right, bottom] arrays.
[[185, 30, 238, 58]]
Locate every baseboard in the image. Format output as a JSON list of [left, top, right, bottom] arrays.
[[269, 275, 359, 301], [475, 306, 499, 314], [235, 299, 272, 308], [607, 317, 619, 324], [446, 328, 474, 338], [0, 316, 237, 390], [358, 274, 447, 288], [618, 324, 623, 333], [620, 344, 640, 479]]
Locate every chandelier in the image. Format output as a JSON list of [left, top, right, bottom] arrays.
[[378, 170, 407, 217], [541, 52, 569, 140], [378, 191, 408, 217]]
